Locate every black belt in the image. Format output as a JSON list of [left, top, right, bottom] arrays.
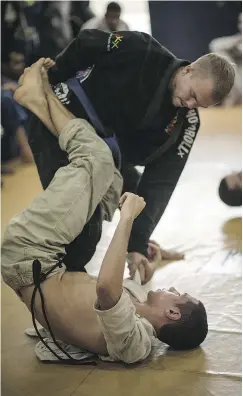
[[31, 256, 97, 365]]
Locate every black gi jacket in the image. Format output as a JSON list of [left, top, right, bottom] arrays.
[[48, 29, 200, 257]]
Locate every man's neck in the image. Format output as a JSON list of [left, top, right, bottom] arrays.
[[169, 66, 183, 93], [133, 301, 166, 332]]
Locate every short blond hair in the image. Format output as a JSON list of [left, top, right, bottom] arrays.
[[193, 53, 235, 103]]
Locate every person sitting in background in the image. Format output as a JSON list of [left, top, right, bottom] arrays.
[[219, 171, 242, 207], [82, 2, 129, 33], [2, 48, 25, 81], [70, 1, 95, 37], [1, 48, 33, 164], [1, 123, 14, 181], [1, 88, 33, 164], [209, 13, 242, 106]]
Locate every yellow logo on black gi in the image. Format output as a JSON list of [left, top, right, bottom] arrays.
[[111, 34, 123, 49]]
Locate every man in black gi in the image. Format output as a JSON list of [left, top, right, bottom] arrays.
[[24, 30, 235, 283]]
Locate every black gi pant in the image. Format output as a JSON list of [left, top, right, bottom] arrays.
[[27, 114, 141, 271]]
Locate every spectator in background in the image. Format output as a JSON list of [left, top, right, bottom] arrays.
[[1, 1, 40, 66], [2, 44, 26, 82], [70, 1, 94, 38], [1, 89, 33, 164], [1, 43, 33, 165], [82, 2, 129, 33], [1, 0, 74, 174], [34, 1, 72, 62], [209, 13, 242, 106], [2, 1, 72, 66]]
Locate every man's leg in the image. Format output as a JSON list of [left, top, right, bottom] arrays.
[[14, 59, 57, 135], [16, 60, 104, 271], [28, 115, 103, 270], [27, 114, 68, 189], [2, 61, 116, 290]]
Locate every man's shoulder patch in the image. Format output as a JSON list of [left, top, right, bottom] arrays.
[[76, 65, 94, 84]]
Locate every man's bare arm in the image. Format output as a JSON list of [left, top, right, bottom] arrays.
[[96, 215, 133, 310], [96, 193, 146, 310]]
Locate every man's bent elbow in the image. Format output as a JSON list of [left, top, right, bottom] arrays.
[[96, 284, 109, 300], [96, 285, 119, 310]]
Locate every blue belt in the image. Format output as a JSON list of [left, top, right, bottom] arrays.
[[67, 77, 121, 170]]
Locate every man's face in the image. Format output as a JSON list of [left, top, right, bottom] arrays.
[[147, 287, 199, 311], [172, 66, 216, 109], [105, 11, 121, 31], [9, 51, 25, 78]]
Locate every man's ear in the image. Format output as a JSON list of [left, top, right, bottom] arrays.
[[183, 65, 192, 75], [165, 306, 181, 321]]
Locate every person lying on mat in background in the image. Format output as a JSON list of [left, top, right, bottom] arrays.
[[2, 59, 208, 364], [219, 171, 242, 207]]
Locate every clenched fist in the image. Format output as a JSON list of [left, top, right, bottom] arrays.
[[119, 192, 146, 220]]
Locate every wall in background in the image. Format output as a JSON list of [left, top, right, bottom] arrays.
[[149, 1, 241, 60]]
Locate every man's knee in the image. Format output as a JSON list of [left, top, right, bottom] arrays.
[[60, 118, 115, 175]]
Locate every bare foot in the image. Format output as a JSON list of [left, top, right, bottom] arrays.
[[13, 58, 47, 111], [41, 67, 53, 96], [39, 57, 56, 93], [18, 67, 30, 86], [43, 57, 56, 69]]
